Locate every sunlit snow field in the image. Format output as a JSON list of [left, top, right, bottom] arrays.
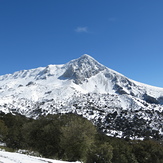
[[0, 150, 81, 163]]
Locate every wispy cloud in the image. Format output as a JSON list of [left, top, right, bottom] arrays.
[[108, 17, 116, 22], [75, 26, 88, 33]]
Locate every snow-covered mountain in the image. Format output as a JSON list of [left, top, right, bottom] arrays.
[[0, 54, 163, 140]]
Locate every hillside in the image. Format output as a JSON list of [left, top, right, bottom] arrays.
[[0, 54, 163, 140]]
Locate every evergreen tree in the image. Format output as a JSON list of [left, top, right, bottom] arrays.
[[86, 141, 113, 163], [0, 120, 8, 142], [60, 114, 97, 162]]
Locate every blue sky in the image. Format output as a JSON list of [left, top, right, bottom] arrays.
[[0, 0, 163, 87]]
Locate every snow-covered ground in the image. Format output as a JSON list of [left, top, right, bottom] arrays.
[[0, 150, 80, 163]]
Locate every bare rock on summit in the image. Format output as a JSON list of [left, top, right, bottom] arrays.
[[60, 54, 106, 84]]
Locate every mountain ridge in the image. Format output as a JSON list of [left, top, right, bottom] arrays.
[[0, 54, 163, 140]]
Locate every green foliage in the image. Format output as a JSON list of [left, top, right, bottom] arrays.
[[132, 140, 163, 163], [22, 114, 62, 158], [0, 119, 8, 141], [110, 138, 138, 163], [0, 113, 29, 149], [0, 146, 14, 152], [60, 114, 97, 161], [86, 141, 113, 163], [0, 112, 163, 163]]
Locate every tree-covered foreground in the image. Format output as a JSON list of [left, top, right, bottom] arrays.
[[0, 112, 163, 163]]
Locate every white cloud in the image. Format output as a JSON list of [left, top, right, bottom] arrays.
[[75, 27, 88, 33]]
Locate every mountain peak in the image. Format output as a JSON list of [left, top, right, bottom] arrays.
[[60, 54, 106, 84], [80, 54, 93, 59], [72, 54, 98, 64]]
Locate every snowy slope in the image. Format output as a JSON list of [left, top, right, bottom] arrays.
[[0, 54, 163, 139], [0, 150, 80, 163]]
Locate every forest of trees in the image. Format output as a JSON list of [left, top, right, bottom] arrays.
[[0, 112, 163, 163]]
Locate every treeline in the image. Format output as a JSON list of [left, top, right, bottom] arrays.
[[0, 112, 163, 163]]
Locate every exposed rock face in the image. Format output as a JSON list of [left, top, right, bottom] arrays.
[[143, 93, 159, 104], [61, 54, 106, 84]]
